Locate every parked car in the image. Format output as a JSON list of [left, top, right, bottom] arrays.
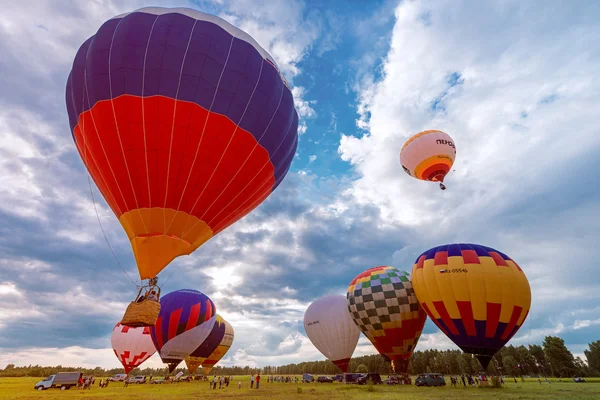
[[126, 375, 147, 384], [151, 378, 166, 384], [573, 377, 586, 383], [357, 373, 383, 385], [317, 376, 334, 383], [302, 373, 314, 383], [415, 373, 446, 387], [109, 374, 128, 382], [34, 372, 82, 391]]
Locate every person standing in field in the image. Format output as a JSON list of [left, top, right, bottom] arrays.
[[256, 374, 261, 389], [250, 374, 255, 389]]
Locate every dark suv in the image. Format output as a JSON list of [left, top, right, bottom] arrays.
[[415, 373, 446, 387], [357, 373, 382, 385], [317, 376, 333, 383]]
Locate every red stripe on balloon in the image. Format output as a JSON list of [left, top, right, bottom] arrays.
[[489, 252, 509, 267], [461, 250, 480, 264], [73, 95, 276, 230], [434, 251, 448, 266], [204, 300, 213, 322], [433, 301, 459, 335], [456, 301, 476, 336], [186, 303, 201, 331], [485, 302, 502, 338], [168, 308, 182, 341], [416, 255, 426, 269], [421, 303, 449, 336], [501, 306, 523, 340]]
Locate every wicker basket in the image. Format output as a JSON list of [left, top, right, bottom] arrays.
[[121, 286, 161, 327]]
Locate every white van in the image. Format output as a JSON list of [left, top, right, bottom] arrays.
[[34, 372, 82, 390]]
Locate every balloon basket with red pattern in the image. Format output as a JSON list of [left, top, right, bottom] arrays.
[[121, 285, 161, 327]]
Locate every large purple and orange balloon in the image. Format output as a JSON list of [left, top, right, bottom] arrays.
[[66, 7, 298, 281]]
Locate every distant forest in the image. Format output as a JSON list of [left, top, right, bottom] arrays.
[[1, 336, 598, 378]]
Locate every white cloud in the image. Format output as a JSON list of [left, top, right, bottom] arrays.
[[338, 0, 600, 322], [308, 155, 317, 163]]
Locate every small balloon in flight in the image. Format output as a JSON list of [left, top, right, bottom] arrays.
[[400, 130, 456, 190]]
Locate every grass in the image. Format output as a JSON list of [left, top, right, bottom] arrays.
[[1, 376, 599, 400]]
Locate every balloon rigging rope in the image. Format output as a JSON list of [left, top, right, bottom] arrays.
[[87, 172, 138, 287]]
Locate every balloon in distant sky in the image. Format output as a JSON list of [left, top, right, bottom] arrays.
[[185, 314, 228, 374], [111, 322, 156, 374], [150, 289, 216, 372], [65, 6, 299, 284], [201, 318, 234, 375], [303, 294, 361, 373], [411, 243, 531, 370], [400, 130, 456, 190], [347, 266, 427, 373]]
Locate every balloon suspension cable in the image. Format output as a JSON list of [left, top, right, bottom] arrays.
[[87, 175, 138, 286]]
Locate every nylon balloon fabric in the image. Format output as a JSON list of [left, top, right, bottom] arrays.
[[304, 294, 361, 373], [201, 319, 234, 375], [66, 7, 299, 280], [185, 314, 227, 374], [347, 266, 427, 373], [400, 130, 455, 183], [411, 243, 531, 369], [150, 289, 216, 372], [111, 322, 156, 374]]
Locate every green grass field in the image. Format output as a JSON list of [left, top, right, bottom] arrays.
[[1, 376, 599, 400]]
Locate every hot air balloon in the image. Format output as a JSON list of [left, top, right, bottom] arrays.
[[111, 322, 156, 374], [411, 243, 531, 370], [150, 289, 217, 372], [201, 319, 234, 375], [303, 294, 361, 373], [400, 130, 456, 190], [185, 314, 228, 374], [347, 266, 427, 373], [65, 6, 299, 325]]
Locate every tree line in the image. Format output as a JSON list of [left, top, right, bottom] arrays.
[[1, 337, 598, 378]]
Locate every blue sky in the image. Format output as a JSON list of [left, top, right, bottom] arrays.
[[0, 0, 599, 369]]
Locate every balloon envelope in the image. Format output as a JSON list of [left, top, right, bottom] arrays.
[[347, 266, 427, 373], [150, 289, 216, 372], [185, 314, 228, 374], [411, 243, 531, 369], [66, 7, 299, 280], [400, 130, 456, 184], [303, 294, 361, 372], [111, 322, 156, 374], [201, 319, 234, 375]]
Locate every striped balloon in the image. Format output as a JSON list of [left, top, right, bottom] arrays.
[[66, 7, 299, 281], [185, 314, 227, 374], [347, 266, 427, 373], [400, 130, 455, 189], [411, 243, 531, 369], [150, 289, 216, 372], [201, 319, 234, 375]]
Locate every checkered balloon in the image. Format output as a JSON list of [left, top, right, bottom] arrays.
[[346, 266, 427, 373]]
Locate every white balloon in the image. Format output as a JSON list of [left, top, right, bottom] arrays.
[[303, 294, 361, 372], [111, 322, 156, 374]]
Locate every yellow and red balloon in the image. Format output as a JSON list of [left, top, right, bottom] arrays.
[[411, 243, 531, 369]]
